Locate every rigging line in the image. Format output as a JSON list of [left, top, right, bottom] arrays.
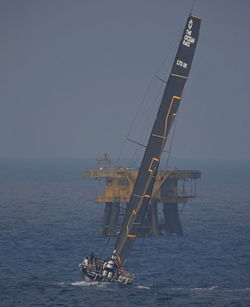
[[128, 82, 165, 168], [116, 77, 155, 166], [154, 31, 182, 82], [100, 235, 112, 259], [128, 144, 141, 169], [128, 86, 168, 169], [116, 32, 181, 167], [128, 79, 164, 168], [128, 138, 169, 153], [129, 35, 184, 169]]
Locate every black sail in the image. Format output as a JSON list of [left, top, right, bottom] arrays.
[[115, 15, 201, 264]]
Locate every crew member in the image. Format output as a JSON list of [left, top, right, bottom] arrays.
[[111, 250, 121, 268], [102, 259, 108, 277], [106, 258, 115, 279], [82, 256, 89, 267], [78, 256, 89, 273]]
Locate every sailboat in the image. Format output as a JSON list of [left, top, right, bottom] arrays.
[[79, 14, 201, 284]]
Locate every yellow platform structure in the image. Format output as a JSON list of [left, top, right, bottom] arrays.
[[84, 155, 201, 236]]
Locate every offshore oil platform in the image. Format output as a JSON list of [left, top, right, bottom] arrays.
[[84, 153, 201, 237]]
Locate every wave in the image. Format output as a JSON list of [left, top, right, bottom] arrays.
[[189, 286, 219, 291], [171, 285, 219, 291], [136, 285, 151, 290], [55, 282, 65, 286], [70, 280, 99, 286], [223, 287, 250, 293]]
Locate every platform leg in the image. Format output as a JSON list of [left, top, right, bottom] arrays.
[[163, 202, 183, 235], [106, 202, 120, 236], [148, 201, 160, 236], [100, 202, 113, 235]]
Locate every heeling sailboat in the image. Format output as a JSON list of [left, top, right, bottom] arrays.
[[79, 14, 201, 284]]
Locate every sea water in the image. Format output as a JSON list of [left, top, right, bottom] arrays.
[[0, 159, 250, 306]]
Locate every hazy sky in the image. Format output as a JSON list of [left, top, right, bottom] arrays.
[[1, 0, 250, 161]]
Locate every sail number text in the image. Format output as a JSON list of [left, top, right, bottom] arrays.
[[176, 60, 187, 69]]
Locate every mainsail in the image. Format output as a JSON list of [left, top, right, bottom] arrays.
[[115, 15, 201, 264]]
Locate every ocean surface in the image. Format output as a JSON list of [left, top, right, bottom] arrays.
[[0, 159, 250, 306]]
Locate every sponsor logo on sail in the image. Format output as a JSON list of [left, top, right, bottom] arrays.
[[182, 18, 195, 47]]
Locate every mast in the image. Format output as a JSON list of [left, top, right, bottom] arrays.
[[115, 15, 201, 264]]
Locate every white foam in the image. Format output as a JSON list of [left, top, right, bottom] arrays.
[[70, 280, 98, 286], [136, 285, 151, 290], [225, 288, 250, 293], [190, 286, 219, 291], [208, 286, 219, 290], [55, 282, 65, 286], [172, 286, 219, 291]]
